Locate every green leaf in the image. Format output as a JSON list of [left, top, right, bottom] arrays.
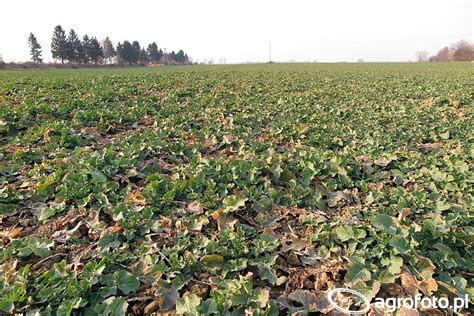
[[252, 288, 270, 308], [90, 170, 107, 183], [365, 192, 375, 205], [115, 271, 140, 295], [102, 296, 128, 316], [439, 131, 450, 139], [36, 174, 56, 193], [199, 299, 219, 314], [176, 293, 201, 316], [255, 233, 280, 253], [372, 214, 398, 235], [435, 200, 451, 212], [335, 226, 355, 242], [390, 236, 410, 254], [387, 256, 403, 274], [15, 237, 54, 257], [256, 262, 278, 285], [346, 262, 371, 283], [378, 270, 397, 283], [222, 258, 248, 277], [0, 300, 14, 313], [222, 194, 247, 214]]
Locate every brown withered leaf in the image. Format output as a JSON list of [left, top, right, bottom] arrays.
[[281, 235, 310, 252], [143, 300, 161, 314], [288, 290, 333, 313], [418, 308, 444, 315], [400, 272, 420, 297], [125, 190, 148, 206], [10, 227, 23, 238], [416, 142, 444, 153], [51, 220, 85, 243], [374, 157, 391, 167], [355, 155, 372, 163], [223, 135, 238, 144], [398, 306, 420, 316], [211, 209, 225, 230], [400, 272, 437, 297], [384, 283, 405, 297], [99, 223, 123, 238], [187, 201, 204, 214], [262, 226, 277, 236], [419, 278, 438, 296], [415, 257, 435, 280], [111, 223, 123, 234], [140, 116, 155, 127], [398, 208, 411, 222]]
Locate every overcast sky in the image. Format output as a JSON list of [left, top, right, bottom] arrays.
[[0, 0, 472, 63]]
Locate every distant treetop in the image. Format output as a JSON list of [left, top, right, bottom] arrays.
[[37, 25, 192, 66]]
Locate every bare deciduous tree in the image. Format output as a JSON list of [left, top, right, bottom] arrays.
[[415, 51, 429, 63], [102, 37, 116, 64], [450, 40, 474, 61], [436, 46, 450, 62]]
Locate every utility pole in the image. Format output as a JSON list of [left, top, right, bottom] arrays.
[[269, 42, 272, 63]]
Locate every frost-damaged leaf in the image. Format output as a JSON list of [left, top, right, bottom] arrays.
[[414, 257, 435, 280], [419, 279, 438, 297], [184, 215, 209, 231], [223, 134, 238, 144], [222, 194, 247, 214], [200, 255, 224, 273], [326, 191, 347, 207], [51, 220, 85, 244], [352, 280, 381, 301], [287, 290, 332, 313], [374, 157, 392, 167], [176, 293, 201, 316], [146, 287, 179, 312], [398, 306, 420, 316], [253, 287, 270, 308]]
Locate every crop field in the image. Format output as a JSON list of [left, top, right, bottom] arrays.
[[0, 63, 473, 314]]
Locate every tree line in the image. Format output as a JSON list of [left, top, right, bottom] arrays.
[[416, 40, 474, 62], [27, 25, 190, 65]]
